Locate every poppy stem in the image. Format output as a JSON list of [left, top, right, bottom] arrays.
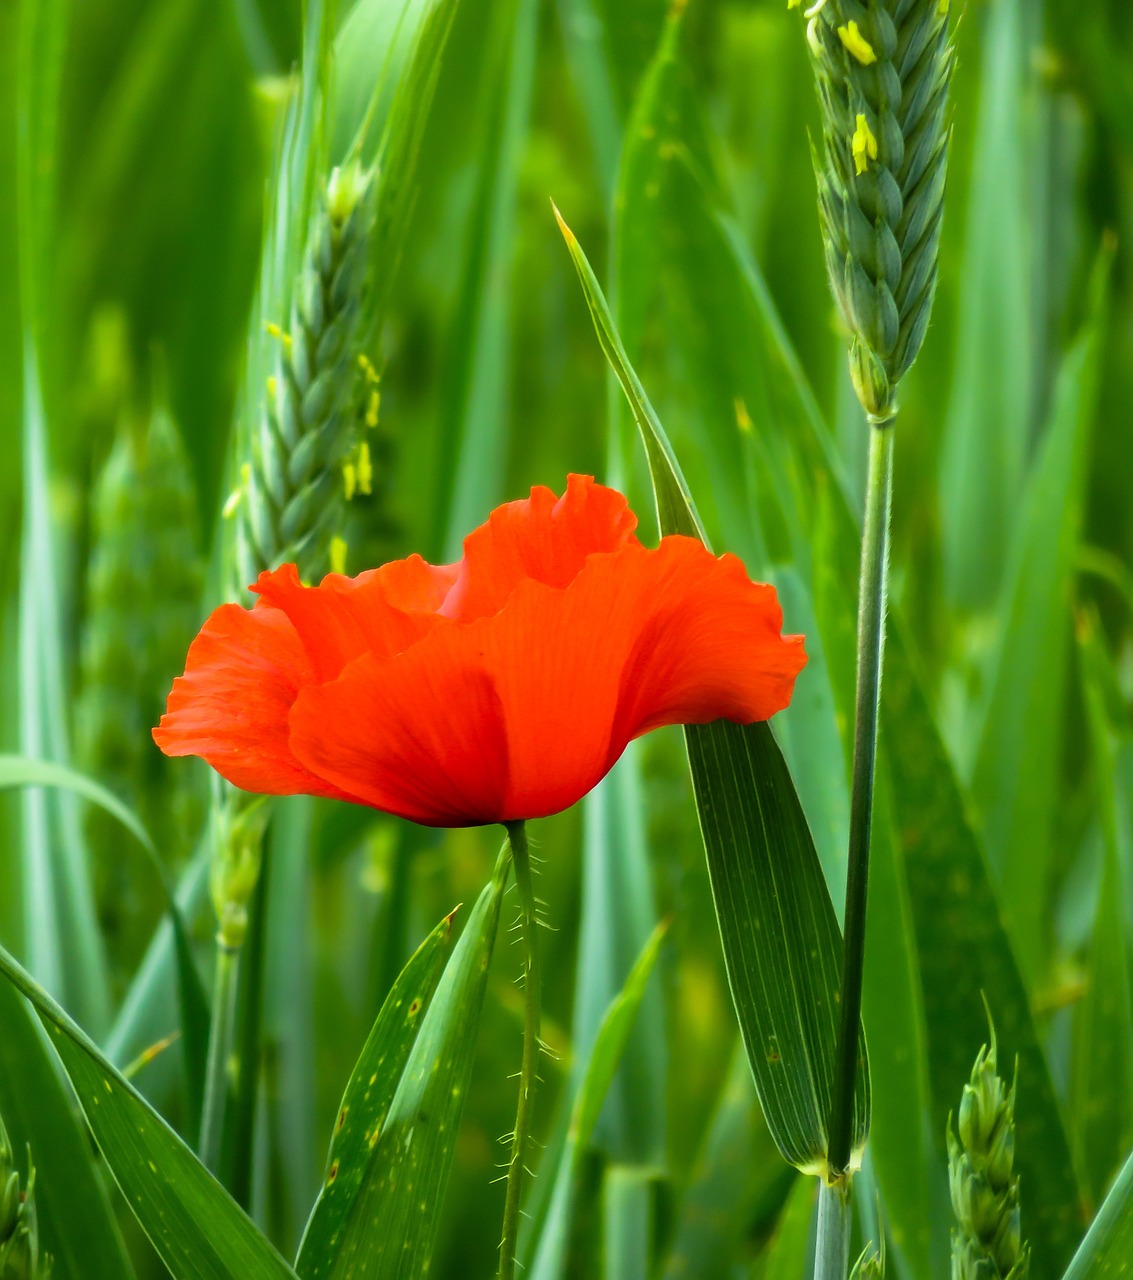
[[499, 819, 540, 1280], [827, 416, 895, 1181]]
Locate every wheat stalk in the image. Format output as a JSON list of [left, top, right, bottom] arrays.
[[798, 0, 954, 418], [0, 1115, 50, 1279], [232, 159, 378, 589], [948, 1031, 1030, 1280]]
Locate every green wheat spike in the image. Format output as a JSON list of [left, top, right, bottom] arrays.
[[0, 1115, 51, 1280], [948, 1025, 1030, 1280], [796, 0, 954, 418], [78, 397, 204, 866], [233, 159, 378, 589]]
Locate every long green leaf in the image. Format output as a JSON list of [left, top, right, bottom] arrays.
[[0, 754, 154, 852], [0, 980, 136, 1280], [1070, 611, 1133, 1207], [303, 849, 508, 1279], [295, 904, 457, 1274], [556, 209, 869, 1175], [529, 923, 668, 1280], [437, 0, 539, 559], [574, 744, 666, 1164], [0, 753, 211, 1142], [1061, 1148, 1133, 1280], [970, 277, 1106, 978], [938, 0, 1036, 612], [0, 944, 299, 1280], [882, 637, 1083, 1279]]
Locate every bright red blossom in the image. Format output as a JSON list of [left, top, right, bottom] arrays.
[[154, 475, 806, 826]]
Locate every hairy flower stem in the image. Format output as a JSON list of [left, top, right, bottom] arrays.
[[815, 1180, 851, 1280], [199, 938, 240, 1172], [828, 417, 895, 1180], [499, 820, 540, 1280]]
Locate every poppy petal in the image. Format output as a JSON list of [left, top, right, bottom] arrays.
[[288, 632, 510, 827], [442, 473, 640, 622], [153, 601, 352, 800], [473, 537, 805, 818], [609, 539, 808, 742], [251, 559, 453, 683]]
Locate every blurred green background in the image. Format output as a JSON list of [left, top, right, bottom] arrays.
[[2, 0, 1132, 1277]]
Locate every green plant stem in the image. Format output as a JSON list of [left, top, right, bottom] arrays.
[[828, 416, 895, 1177], [228, 841, 272, 1207], [199, 937, 241, 1173], [499, 819, 539, 1280], [815, 1179, 851, 1280]]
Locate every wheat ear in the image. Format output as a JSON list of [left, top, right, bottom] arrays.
[[799, 0, 954, 417], [948, 1031, 1030, 1280], [0, 1114, 51, 1279], [233, 159, 377, 587]]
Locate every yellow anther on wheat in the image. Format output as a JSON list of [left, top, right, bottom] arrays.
[[266, 374, 278, 401], [343, 461, 357, 502], [265, 321, 291, 350], [852, 114, 878, 175], [734, 398, 753, 434], [358, 353, 379, 383], [366, 387, 380, 429], [223, 463, 251, 519], [838, 21, 877, 65], [330, 536, 348, 576], [357, 440, 373, 496]]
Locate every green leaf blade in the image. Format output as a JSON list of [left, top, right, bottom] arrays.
[[0, 945, 298, 1280]]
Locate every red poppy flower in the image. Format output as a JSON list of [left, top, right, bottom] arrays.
[[154, 475, 806, 827]]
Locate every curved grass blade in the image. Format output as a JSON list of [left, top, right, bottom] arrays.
[[295, 904, 458, 1272], [0, 944, 298, 1280], [0, 754, 211, 1140], [0, 980, 136, 1280], [0, 755, 154, 853], [299, 850, 508, 1279], [555, 210, 869, 1176]]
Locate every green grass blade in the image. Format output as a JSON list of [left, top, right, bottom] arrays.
[[556, 210, 869, 1175], [301, 850, 508, 1279], [602, 1166, 651, 1280], [574, 744, 666, 1164], [938, 0, 1037, 612], [0, 980, 136, 1280], [1061, 1147, 1133, 1280], [1070, 612, 1133, 1207], [0, 754, 154, 853], [18, 341, 111, 1034], [970, 268, 1107, 978], [760, 1175, 817, 1280], [528, 923, 667, 1280], [437, 0, 539, 559], [0, 943, 300, 1280], [882, 637, 1082, 1280], [659, 1043, 792, 1280], [295, 904, 457, 1274], [0, 753, 211, 1138]]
